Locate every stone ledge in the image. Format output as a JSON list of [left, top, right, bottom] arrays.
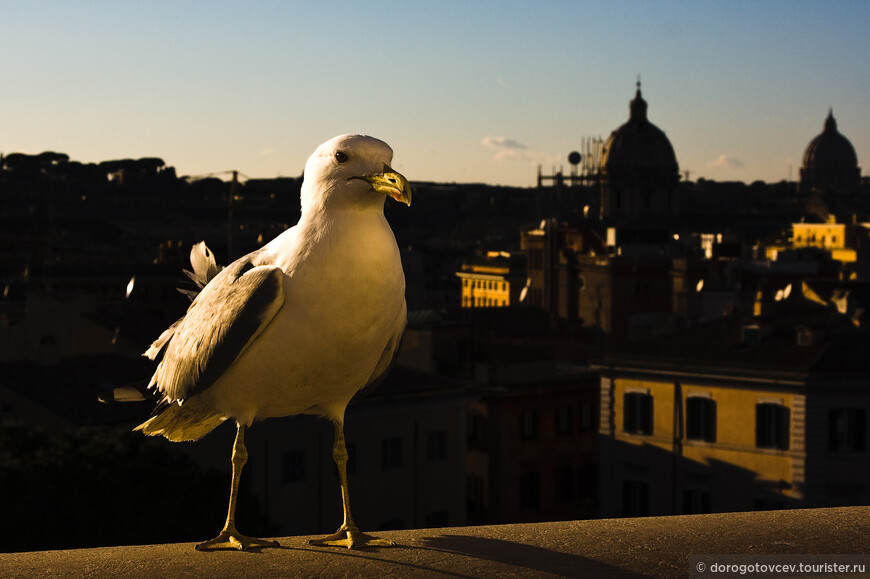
[[2, 507, 867, 578]]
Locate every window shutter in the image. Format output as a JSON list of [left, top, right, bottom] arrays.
[[777, 406, 790, 451], [641, 395, 653, 435], [706, 399, 717, 443]]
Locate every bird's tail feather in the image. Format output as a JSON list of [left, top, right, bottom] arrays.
[[134, 398, 227, 442]]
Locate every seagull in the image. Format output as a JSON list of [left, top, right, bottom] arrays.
[[137, 134, 411, 550]]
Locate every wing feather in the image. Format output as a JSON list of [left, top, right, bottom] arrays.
[[184, 241, 222, 289], [150, 258, 285, 403]]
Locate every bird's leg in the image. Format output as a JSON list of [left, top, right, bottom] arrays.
[[308, 421, 396, 549], [196, 424, 279, 551]]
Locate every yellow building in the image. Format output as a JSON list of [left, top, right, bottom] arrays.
[[594, 285, 869, 516], [765, 215, 870, 266], [457, 252, 526, 309]]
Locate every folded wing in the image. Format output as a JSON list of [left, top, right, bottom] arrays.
[[148, 257, 286, 404]]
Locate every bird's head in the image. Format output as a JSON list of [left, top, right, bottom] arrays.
[[300, 134, 412, 214]]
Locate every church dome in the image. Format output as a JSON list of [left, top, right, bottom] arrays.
[[600, 84, 679, 185], [799, 109, 860, 197], [802, 110, 859, 170], [598, 83, 680, 224]]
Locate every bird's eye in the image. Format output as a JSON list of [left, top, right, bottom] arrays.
[[334, 151, 348, 164]]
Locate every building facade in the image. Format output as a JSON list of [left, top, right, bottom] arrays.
[[457, 251, 527, 309], [594, 288, 869, 517], [467, 363, 600, 525]]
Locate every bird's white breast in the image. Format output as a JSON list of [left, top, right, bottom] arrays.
[[199, 210, 406, 425]]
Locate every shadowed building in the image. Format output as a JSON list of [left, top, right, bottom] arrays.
[[242, 366, 476, 536], [520, 83, 684, 341], [594, 284, 870, 517], [521, 219, 683, 342], [466, 363, 600, 525]]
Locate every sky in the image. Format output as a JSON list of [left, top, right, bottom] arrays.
[[1, 1, 868, 187]]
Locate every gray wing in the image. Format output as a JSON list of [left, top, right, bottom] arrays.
[[147, 257, 285, 403]]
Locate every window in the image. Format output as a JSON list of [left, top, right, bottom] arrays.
[[796, 327, 813, 346], [519, 471, 540, 510], [683, 488, 712, 514], [468, 412, 486, 445], [381, 436, 403, 469], [520, 410, 539, 440], [555, 406, 573, 436], [623, 392, 653, 435], [742, 323, 760, 346], [756, 403, 790, 450], [579, 403, 595, 432], [427, 430, 447, 462], [622, 480, 649, 516], [554, 465, 573, 503], [281, 449, 306, 484], [829, 408, 866, 452], [686, 397, 716, 442]]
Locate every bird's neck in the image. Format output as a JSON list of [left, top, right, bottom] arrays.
[[268, 207, 396, 274]]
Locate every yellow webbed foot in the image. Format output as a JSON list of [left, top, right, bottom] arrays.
[[195, 528, 279, 551], [308, 524, 395, 549]]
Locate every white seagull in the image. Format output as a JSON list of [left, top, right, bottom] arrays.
[[137, 134, 411, 550]]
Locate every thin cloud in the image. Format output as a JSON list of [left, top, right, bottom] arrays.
[[481, 136, 557, 164], [708, 154, 744, 169], [481, 136, 528, 150]]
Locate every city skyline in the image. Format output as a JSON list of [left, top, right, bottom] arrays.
[[1, 1, 868, 187]]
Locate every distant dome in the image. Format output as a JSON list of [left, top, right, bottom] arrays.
[[802, 110, 859, 170], [598, 83, 680, 223], [799, 109, 860, 196], [600, 85, 679, 184]]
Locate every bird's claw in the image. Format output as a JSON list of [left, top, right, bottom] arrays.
[[308, 524, 395, 549], [195, 528, 279, 551]]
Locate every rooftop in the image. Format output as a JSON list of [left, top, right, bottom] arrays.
[[3, 507, 865, 578], [605, 283, 870, 378]]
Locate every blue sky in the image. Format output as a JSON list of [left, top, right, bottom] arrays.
[[1, 1, 868, 186]]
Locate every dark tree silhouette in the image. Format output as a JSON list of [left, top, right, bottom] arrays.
[[0, 421, 275, 552]]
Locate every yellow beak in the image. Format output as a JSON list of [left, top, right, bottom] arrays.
[[358, 164, 412, 206]]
